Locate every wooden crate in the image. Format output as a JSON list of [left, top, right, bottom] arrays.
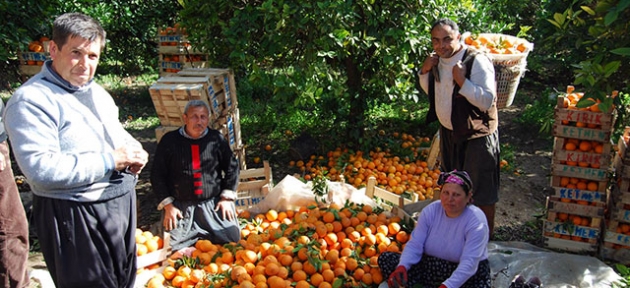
[[601, 244, 630, 265], [549, 186, 608, 205], [159, 60, 208, 75], [602, 216, 630, 264], [234, 145, 247, 170], [609, 207, 630, 223], [546, 211, 602, 229], [552, 124, 614, 143], [236, 160, 273, 212], [177, 68, 238, 112], [614, 153, 630, 180], [18, 65, 43, 76], [549, 175, 609, 202], [137, 232, 171, 270], [365, 176, 417, 222], [550, 162, 610, 183], [18, 51, 50, 63], [426, 131, 441, 170], [546, 196, 606, 218], [605, 219, 630, 233], [214, 108, 242, 151], [18, 51, 49, 76], [542, 220, 600, 243], [604, 230, 630, 248], [157, 75, 228, 117], [555, 96, 616, 128], [552, 137, 612, 169], [149, 83, 210, 126], [543, 236, 598, 253]]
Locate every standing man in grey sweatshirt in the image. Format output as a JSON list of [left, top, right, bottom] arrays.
[[3, 12, 148, 288]]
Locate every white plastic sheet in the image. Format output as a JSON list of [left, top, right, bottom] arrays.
[[489, 241, 622, 288]]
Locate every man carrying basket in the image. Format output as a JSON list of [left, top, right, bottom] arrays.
[[419, 18, 500, 239]]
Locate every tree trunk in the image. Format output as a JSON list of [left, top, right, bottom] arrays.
[[344, 57, 366, 143]]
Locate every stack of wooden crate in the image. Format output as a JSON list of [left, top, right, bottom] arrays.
[[157, 27, 207, 76], [602, 127, 630, 263], [149, 68, 244, 168], [18, 51, 49, 78], [542, 95, 616, 253]]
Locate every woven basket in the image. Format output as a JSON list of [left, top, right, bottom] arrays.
[[466, 33, 533, 109]]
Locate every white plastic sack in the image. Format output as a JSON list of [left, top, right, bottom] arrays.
[[248, 175, 377, 215]]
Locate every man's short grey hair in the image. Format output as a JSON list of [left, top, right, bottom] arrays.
[[184, 100, 211, 115]]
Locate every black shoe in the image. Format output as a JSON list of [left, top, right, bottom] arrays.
[[509, 275, 526, 288]]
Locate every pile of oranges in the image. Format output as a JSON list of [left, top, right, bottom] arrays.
[[144, 202, 413, 288], [27, 37, 48, 53], [290, 133, 440, 201], [559, 85, 618, 118], [463, 34, 529, 55]]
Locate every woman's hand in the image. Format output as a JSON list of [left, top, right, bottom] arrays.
[[388, 265, 408, 288]]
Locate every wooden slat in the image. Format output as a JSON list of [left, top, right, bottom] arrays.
[[426, 131, 440, 171]]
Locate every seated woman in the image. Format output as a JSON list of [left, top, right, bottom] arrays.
[[378, 170, 490, 288]]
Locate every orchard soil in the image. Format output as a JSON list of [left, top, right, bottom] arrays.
[[19, 104, 553, 286]]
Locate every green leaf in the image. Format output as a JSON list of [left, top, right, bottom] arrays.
[[604, 61, 621, 77], [580, 6, 595, 15], [553, 12, 566, 26], [604, 10, 618, 26], [611, 48, 630, 56]]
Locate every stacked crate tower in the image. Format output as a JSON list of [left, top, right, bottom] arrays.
[[543, 88, 616, 253], [157, 27, 208, 76], [149, 68, 244, 169], [602, 127, 630, 263]]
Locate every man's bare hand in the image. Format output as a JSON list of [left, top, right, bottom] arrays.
[[163, 204, 183, 231], [453, 60, 466, 87], [216, 200, 237, 221], [421, 52, 439, 75], [112, 145, 148, 173]]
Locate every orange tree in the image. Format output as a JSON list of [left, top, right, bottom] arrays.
[[177, 0, 513, 143], [0, 0, 181, 78], [545, 0, 630, 135]]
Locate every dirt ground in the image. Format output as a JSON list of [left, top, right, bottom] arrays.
[[21, 104, 553, 285]]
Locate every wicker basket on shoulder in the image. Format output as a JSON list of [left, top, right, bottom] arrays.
[[467, 33, 534, 109]]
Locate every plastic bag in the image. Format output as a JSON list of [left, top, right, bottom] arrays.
[[248, 175, 377, 215]]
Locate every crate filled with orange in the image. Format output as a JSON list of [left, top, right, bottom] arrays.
[[159, 54, 208, 75], [543, 181, 605, 253], [19, 37, 51, 76], [157, 25, 207, 76], [602, 127, 630, 264], [543, 86, 617, 253], [134, 229, 170, 282], [602, 190, 630, 265]]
